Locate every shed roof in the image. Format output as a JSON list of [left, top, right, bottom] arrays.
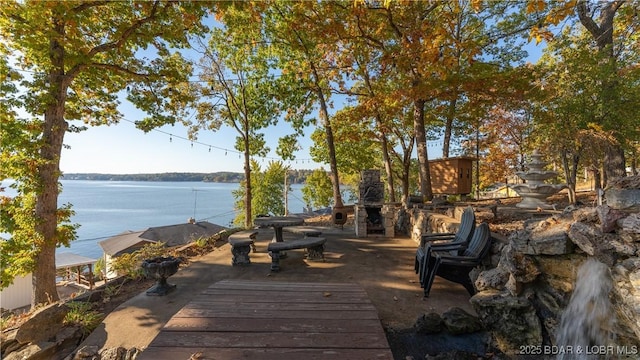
[[55, 252, 97, 269], [139, 221, 227, 247], [98, 222, 227, 256], [98, 230, 154, 256]]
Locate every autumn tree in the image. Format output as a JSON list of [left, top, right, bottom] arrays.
[[0, 1, 210, 307], [532, 0, 640, 184], [480, 105, 534, 189]]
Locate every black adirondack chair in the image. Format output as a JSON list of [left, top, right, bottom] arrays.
[[420, 222, 491, 297], [414, 206, 476, 282]]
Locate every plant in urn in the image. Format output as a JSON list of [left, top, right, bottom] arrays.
[[141, 256, 181, 296]]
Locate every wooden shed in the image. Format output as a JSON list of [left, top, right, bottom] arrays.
[[429, 157, 476, 195]]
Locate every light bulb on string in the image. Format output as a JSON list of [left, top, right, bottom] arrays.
[[169, 135, 172, 143]]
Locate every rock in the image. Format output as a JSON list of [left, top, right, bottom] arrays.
[[534, 254, 585, 298], [15, 302, 69, 344], [470, 290, 542, 355], [567, 221, 600, 256], [415, 312, 443, 334], [475, 266, 509, 292], [99, 347, 126, 360], [605, 188, 640, 212], [571, 207, 599, 223], [505, 274, 521, 296], [511, 219, 574, 255], [55, 326, 84, 360], [503, 245, 540, 283], [619, 214, 640, 243], [441, 307, 483, 335], [1, 329, 20, 356], [123, 347, 141, 360], [3, 341, 57, 360], [95, 347, 141, 360], [597, 205, 627, 233], [72, 345, 99, 359]]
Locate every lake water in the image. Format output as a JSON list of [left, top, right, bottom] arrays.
[[51, 180, 308, 259]]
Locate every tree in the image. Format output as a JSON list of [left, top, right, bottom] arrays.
[[0, 1, 209, 307], [232, 160, 287, 226], [192, 27, 278, 229], [533, 2, 640, 197], [301, 169, 334, 210], [263, 1, 347, 209], [480, 105, 534, 189], [533, 0, 640, 184]]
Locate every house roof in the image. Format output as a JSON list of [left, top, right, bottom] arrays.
[[98, 222, 228, 256], [55, 252, 97, 269], [98, 230, 153, 256], [139, 221, 228, 247]]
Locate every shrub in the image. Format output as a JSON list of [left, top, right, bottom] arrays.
[[64, 301, 103, 337], [110, 242, 168, 280]]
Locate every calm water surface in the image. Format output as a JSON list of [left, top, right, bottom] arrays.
[[54, 180, 307, 259]]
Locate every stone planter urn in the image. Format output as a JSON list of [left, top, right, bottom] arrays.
[[141, 256, 181, 296]]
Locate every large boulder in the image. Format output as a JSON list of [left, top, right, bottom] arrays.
[[15, 303, 69, 344], [470, 290, 542, 355], [441, 307, 483, 335], [511, 217, 574, 256], [414, 312, 443, 334]]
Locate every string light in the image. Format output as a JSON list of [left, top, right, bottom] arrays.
[[118, 118, 315, 163]]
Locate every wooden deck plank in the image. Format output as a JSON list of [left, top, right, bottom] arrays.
[[148, 331, 389, 349], [183, 300, 376, 312], [212, 279, 362, 290], [141, 347, 394, 360], [173, 307, 382, 320], [195, 291, 371, 303], [139, 280, 393, 360], [163, 317, 385, 333]]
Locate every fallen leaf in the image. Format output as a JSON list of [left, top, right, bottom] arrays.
[[323, 292, 332, 297]]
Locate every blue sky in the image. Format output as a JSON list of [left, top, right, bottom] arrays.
[[60, 107, 324, 174]]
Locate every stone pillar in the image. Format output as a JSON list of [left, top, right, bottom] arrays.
[[382, 204, 395, 238], [355, 205, 367, 237]]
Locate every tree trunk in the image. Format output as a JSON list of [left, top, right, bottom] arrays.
[[243, 130, 252, 229], [442, 97, 458, 158], [401, 160, 411, 206], [35, 97, 67, 306], [32, 15, 71, 307], [603, 143, 627, 185], [414, 99, 433, 201], [577, 1, 627, 182], [315, 86, 342, 207], [560, 148, 578, 204], [378, 125, 395, 203]]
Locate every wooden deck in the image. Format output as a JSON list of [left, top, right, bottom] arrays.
[[139, 280, 394, 360]]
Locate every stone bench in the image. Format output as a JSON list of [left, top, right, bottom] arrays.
[[228, 230, 258, 266], [267, 237, 327, 272], [283, 226, 323, 238]]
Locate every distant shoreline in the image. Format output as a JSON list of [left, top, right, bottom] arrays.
[[62, 171, 312, 184]]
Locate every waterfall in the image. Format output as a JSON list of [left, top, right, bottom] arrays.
[[556, 258, 616, 360]]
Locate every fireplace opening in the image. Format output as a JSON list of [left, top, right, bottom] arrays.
[[366, 207, 384, 235]]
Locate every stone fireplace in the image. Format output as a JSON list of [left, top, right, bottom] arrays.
[[355, 170, 395, 238]]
